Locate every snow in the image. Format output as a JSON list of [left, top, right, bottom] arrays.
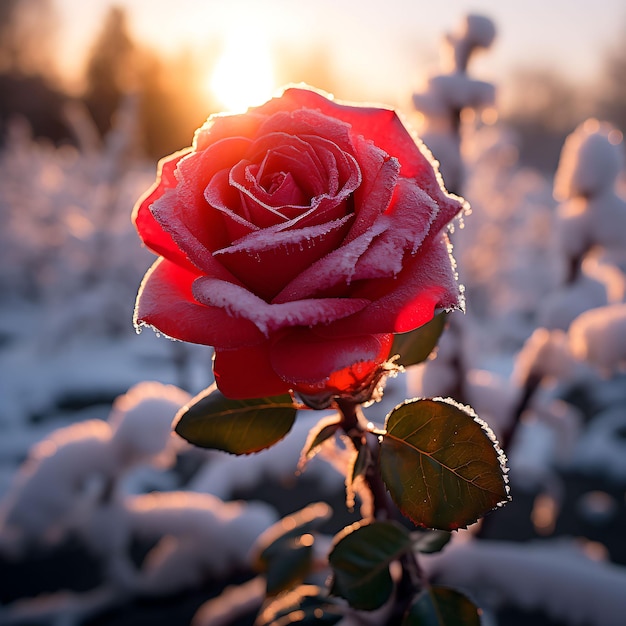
[[0, 381, 190, 556], [553, 119, 624, 201], [423, 537, 626, 626], [411, 13, 497, 194], [1, 13, 626, 626], [571, 408, 626, 480], [537, 269, 609, 331], [188, 412, 345, 500], [568, 303, 626, 373], [102, 491, 277, 593], [553, 119, 626, 274]]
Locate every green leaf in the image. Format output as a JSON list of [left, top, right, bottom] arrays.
[[257, 585, 344, 626], [264, 537, 314, 597], [380, 398, 510, 530], [256, 503, 332, 596], [329, 520, 412, 610], [402, 586, 482, 626], [413, 530, 451, 554], [174, 384, 297, 454], [298, 414, 342, 470], [391, 313, 447, 368]]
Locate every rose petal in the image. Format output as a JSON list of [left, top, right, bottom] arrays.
[[270, 330, 393, 389], [135, 258, 263, 348], [243, 165, 308, 211], [193, 110, 267, 151], [192, 278, 370, 336], [132, 149, 195, 268], [318, 234, 463, 337], [273, 218, 390, 303], [158, 136, 254, 250], [270, 87, 462, 209], [232, 134, 361, 230], [214, 344, 291, 399], [350, 178, 439, 280], [245, 133, 331, 198], [205, 168, 265, 238], [213, 215, 353, 300], [150, 184, 246, 283], [345, 135, 400, 242], [256, 107, 356, 155]]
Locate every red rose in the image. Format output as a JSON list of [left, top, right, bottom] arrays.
[[133, 86, 464, 400]]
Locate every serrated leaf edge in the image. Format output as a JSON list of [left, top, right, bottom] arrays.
[[385, 396, 511, 509]]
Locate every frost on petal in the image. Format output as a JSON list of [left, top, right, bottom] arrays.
[[216, 214, 353, 256], [319, 235, 462, 338], [245, 132, 331, 198], [345, 135, 400, 242], [193, 110, 267, 151], [215, 215, 352, 255], [213, 215, 353, 301], [254, 106, 356, 155], [231, 161, 309, 224], [192, 278, 370, 336], [149, 142, 260, 271], [274, 88, 462, 211], [151, 188, 228, 272], [135, 258, 263, 348], [234, 134, 361, 232], [273, 218, 390, 303], [132, 148, 194, 267], [303, 135, 361, 196], [351, 179, 439, 281], [246, 141, 327, 204], [204, 168, 262, 239], [174, 137, 253, 242]]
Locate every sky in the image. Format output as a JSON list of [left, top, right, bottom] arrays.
[[53, 0, 626, 108]]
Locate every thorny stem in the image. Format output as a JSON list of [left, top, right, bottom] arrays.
[[334, 397, 425, 621], [335, 398, 391, 520]]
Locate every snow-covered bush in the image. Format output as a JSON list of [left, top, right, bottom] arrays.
[[568, 303, 626, 374], [0, 381, 189, 555], [554, 119, 626, 276], [412, 13, 497, 194], [0, 101, 154, 341]]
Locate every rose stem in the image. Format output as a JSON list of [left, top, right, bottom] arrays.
[[334, 398, 425, 619]]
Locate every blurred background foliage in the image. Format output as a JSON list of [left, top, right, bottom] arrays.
[[0, 0, 348, 161], [1, 0, 625, 170]]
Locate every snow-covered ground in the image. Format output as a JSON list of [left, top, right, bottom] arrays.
[[1, 22, 626, 624]]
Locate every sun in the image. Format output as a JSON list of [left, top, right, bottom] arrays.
[[209, 26, 276, 113]]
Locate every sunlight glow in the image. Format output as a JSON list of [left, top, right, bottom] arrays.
[[209, 26, 276, 113]]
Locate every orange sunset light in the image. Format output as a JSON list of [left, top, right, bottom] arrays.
[[208, 25, 277, 113]]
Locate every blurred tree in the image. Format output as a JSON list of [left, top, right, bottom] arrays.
[[0, 0, 57, 76], [502, 69, 586, 133], [500, 69, 590, 173], [135, 48, 213, 158], [0, 0, 68, 143], [596, 23, 626, 133], [0, 73, 68, 142], [83, 6, 135, 137], [81, 7, 214, 159]]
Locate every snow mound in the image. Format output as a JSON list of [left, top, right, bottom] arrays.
[[554, 119, 624, 201], [569, 303, 626, 374]]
